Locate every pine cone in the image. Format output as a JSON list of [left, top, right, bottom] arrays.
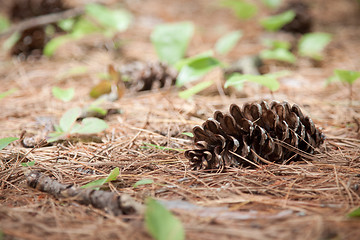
[[185, 101, 325, 171], [120, 61, 178, 92], [9, 0, 68, 59], [279, 1, 312, 34]]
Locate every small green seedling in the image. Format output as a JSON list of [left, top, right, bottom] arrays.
[[52, 87, 75, 102], [348, 206, 360, 218], [220, 0, 258, 19], [181, 132, 194, 137], [145, 198, 185, 240], [48, 107, 108, 142], [260, 48, 296, 64], [0, 137, 19, 151], [0, 88, 17, 100], [133, 179, 154, 188], [260, 10, 295, 32], [44, 3, 132, 56], [261, 0, 283, 9], [178, 80, 214, 99], [298, 32, 332, 60], [21, 161, 35, 167], [81, 167, 119, 190], [176, 53, 221, 86], [225, 71, 290, 92], [327, 69, 360, 106], [141, 143, 185, 152], [260, 39, 296, 63], [215, 30, 242, 55], [151, 22, 194, 65], [0, 14, 10, 32]]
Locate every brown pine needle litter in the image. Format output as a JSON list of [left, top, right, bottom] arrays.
[[1, 0, 360, 239]]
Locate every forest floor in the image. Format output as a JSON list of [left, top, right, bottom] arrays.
[[1, 0, 360, 239]]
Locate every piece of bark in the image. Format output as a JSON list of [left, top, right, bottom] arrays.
[[25, 170, 144, 216]]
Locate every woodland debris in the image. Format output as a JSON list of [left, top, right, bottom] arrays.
[[120, 61, 178, 92], [25, 170, 144, 216], [185, 101, 325, 171]]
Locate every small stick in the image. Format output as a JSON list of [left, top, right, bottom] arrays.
[[0, 7, 84, 38], [25, 170, 144, 216]]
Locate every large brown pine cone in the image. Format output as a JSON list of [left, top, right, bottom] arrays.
[[120, 61, 178, 92], [185, 101, 325, 171], [9, 0, 68, 59]]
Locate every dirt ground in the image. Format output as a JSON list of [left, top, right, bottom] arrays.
[[1, 0, 360, 239]]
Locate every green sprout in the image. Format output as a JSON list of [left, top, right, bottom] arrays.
[[176, 52, 222, 87], [260, 39, 296, 64], [0, 14, 10, 33], [81, 167, 119, 190], [145, 198, 185, 240], [327, 69, 360, 106], [44, 3, 132, 56], [151, 22, 194, 65], [0, 137, 19, 151], [220, 0, 258, 19], [133, 179, 154, 188], [261, 0, 283, 9], [215, 30, 243, 55], [52, 87, 75, 102], [260, 10, 295, 32], [348, 206, 360, 218], [48, 107, 108, 142], [0, 88, 17, 100], [298, 32, 332, 60], [225, 71, 290, 92]]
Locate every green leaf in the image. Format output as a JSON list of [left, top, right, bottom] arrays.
[[176, 56, 221, 86], [133, 179, 154, 188], [142, 143, 185, 152], [82, 167, 119, 189], [260, 48, 296, 63], [59, 107, 82, 133], [262, 0, 283, 9], [174, 50, 213, 71], [47, 132, 65, 143], [215, 30, 242, 55], [348, 207, 360, 218], [260, 10, 295, 32], [57, 18, 76, 32], [21, 161, 35, 167], [225, 73, 280, 91], [52, 87, 75, 102], [181, 132, 194, 137], [0, 14, 10, 32], [145, 198, 185, 240], [86, 3, 132, 32], [178, 81, 214, 99], [43, 35, 74, 57], [298, 32, 332, 60], [71, 117, 108, 134], [0, 137, 18, 151], [151, 22, 194, 65], [71, 17, 101, 37], [2, 32, 20, 50], [221, 0, 258, 19], [262, 39, 291, 50], [0, 88, 17, 100], [334, 69, 360, 85]]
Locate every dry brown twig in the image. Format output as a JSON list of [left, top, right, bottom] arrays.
[[25, 170, 144, 216]]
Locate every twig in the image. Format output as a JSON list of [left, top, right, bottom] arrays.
[[25, 170, 144, 216], [0, 7, 84, 38]]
